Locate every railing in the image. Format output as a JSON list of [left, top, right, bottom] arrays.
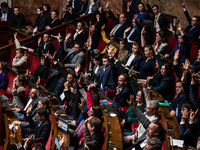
[[0, 12, 98, 62]]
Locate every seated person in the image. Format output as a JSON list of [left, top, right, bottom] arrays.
[[154, 31, 168, 56], [26, 107, 51, 148], [166, 23, 190, 67], [0, 2, 14, 23], [116, 39, 143, 72], [12, 32, 28, 70], [106, 2, 130, 39], [0, 61, 7, 90], [27, 7, 47, 33], [28, 33, 55, 57], [114, 74, 133, 107], [70, 21, 88, 46], [138, 45, 156, 79], [111, 39, 128, 64], [145, 0, 168, 32], [120, 90, 146, 131], [85, 55, 102, 83], [83, 117, 104, 150], [32, 56, 49, 82], [141, 25, 155, 48], [82, 0, 99, 15], [63, 34, 85, 68], [147, 47, 173, 102], [60, 81, 81, 119], [42, 4, 51, 25], [129, 0, 148, 24], [10, 6, 25, 29], [179, 101, 200, 148], [191, 49, 200, 73], [182, 2, 200, 41], [85, 14, 101, 51], [124, 97, 160, 149], [62, 3, 79, 23], [45, 9, 61, 29], [100, 24, 118, 55], [96, 55, 117, 94], [11, 75, 26, 109], [79, 0, 88, 15]]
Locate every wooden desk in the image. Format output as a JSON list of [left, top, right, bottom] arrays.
[[101, 104, 123, 150], [150, 89, 184, 150]]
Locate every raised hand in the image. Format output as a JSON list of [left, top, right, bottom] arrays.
[[127, 95, 135, 108], [96, 14, 100, 22], [38, 37, 42, 45], [27, 104, 33, 116], [106, 2, 109, 10], [174, 49, 179, 61], [141, 27, 145, 35], [124, 27, 131, 33], [98, 5, 102, 13], [75, 64, 81, 75], [14, 32, 17, 40], [189, 109, 199, 123], [182, 59, 190, 71], [36, 76, 40, 87], [65, 33, 71, 41], [64, 81, 69, 90], [168, 23, 174, 33], [78, 97, 86, 112], [101, 24, 105, 31]]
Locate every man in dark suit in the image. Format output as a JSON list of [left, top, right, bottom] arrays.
[[115, 74, 133, 107], [63, 34, 85, 68], [96, 55, 117, 94], [26, 107, 51, 148], [146, 0, 168, 32], [0, 2, 14, 23], [106, 2, 130, 39], [182, 2, 200, 41], [28, 33, 55, 58], [10, 7, 25, 29], [27, 7, 47, 33], [116, 41, 143, 72]]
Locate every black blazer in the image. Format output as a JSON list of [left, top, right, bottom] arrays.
[[48, 18, 62, 28], [34, 40, 55, 57], [64, 90, 81, 119], [27, 115, 51, 143], [10, 13, 25, 29], [71, 29, 88, 45], [115, 85, 133, 107], [146, 4, 169, 31], [108, 10, 130, 38], [33, 14, 47, 32], [184, 10, 200, 41]]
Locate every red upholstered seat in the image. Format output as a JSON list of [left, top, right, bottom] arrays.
[[98, 37, 107, 52], [106, 19, 114, 32], [190, 44, 198, 62], [168, 37, 178, 52], [53, 40, 60, 51], [105, 90, 116, 100], [131, 123, 139, 132], [9, 49, 16, 65], [28, 56, 40, 74]]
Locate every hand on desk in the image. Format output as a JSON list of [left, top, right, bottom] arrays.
[[28, 48, 34, 52], [12, 108, 20, 114], [13, 120, 21, 125], [59, 134, 67, 150], [123, 135, 132, 143], [11, 128, 19, 143]]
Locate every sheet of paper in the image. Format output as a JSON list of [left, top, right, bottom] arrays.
[[171, 139, 184, 148], [20, 46, 28, 49]]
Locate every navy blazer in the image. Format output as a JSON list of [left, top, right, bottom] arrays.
[[126, 27, 141, 43], [146, 4, 169, 31], [169, 34, 190, 67], [115, 85, 133, 107], [34, 40, 55, 58], [98, 58, 117, 90], [184, 10, 200, 41]]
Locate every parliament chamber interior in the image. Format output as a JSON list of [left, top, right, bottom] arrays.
[[0, 0, 200, 149]]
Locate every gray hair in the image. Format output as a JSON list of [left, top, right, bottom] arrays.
[[146, 138, 162, 150], [147, 100, 159, 112]]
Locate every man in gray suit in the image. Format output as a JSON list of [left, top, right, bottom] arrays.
[[63, 33, 85, 68]]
